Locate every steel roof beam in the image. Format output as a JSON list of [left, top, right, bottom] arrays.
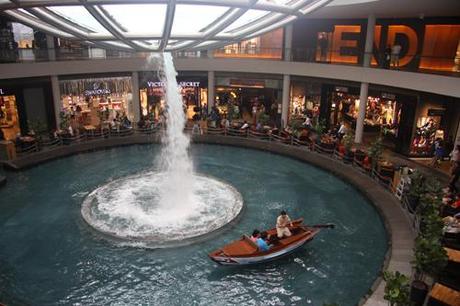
[[159, 0, 176, 50]]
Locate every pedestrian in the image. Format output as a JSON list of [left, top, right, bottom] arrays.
[[391, 43, 402, 68]]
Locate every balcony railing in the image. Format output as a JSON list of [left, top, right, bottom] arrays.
[[0, 47, 459, 77]]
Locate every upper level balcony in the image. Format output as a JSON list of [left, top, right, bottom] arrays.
[[1, 45, 459, 78]]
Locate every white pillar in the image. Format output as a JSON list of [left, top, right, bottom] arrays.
[[131, 71, 140, 123], [355, 82, 369, 143], [454, 119, 460, 149], [46, 35, 55, 61], [363, 14, 375, 68], [208, 70, 215, 112], [281, 74, 290, 128], [355, 14, 375, 143], [207, 49, 214, 59], [284, 24, 293, 61], [50, 75, 61, 128]]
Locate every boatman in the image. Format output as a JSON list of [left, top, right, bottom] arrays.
[[276, 210, 293, 238]]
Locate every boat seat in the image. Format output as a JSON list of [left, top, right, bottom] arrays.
[[242, 235, 259, 249]]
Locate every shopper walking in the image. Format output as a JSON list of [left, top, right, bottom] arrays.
[[430, 138, 444, 167]]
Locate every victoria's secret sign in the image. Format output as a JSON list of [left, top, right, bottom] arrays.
[[147, 81, 200, 88]]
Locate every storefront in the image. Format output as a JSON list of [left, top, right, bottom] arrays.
[[0, 87, 20, 140], [215, 74, 282, 125], [319, 83, 417, 154], [289, 79, 321, 122], [410, 94, 460, 157], [139, 72, 208, 121], [329, 87, 401, 136], [59, 75, 133, 131]]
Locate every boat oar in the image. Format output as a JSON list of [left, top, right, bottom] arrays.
[[288, 223, 335, 229], [310, 223, 335, 229]]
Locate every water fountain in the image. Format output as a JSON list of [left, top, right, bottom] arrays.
[[81, 53, 243, 247]]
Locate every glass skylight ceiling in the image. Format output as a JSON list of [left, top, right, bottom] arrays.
[[0, 0, 332, 51]]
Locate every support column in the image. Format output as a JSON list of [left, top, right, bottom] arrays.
[[46, 35, 55, 61], [50, 75, 61, 129], [131, 71, 140, 123], [208, 71, 215, 112], [362, 14, 375, 67], [455, 119, 460, 149], [355, 14, 375, 143], [284, 24, 293, 61], [355, 82, 369, 143], [281, 74, 290, 128]]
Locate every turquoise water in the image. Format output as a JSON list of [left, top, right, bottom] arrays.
[[0, 144, 387, 306]]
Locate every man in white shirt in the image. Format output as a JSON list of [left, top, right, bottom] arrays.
[[276, 210, 293, 238], [391, 44, 402, 68]]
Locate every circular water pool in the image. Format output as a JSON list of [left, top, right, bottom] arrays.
[[0, 144, 387, 306]]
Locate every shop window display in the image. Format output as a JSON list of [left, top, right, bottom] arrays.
[[59, 77, 133, 132], [215, 86, 279, 127], [0, 94, 20, 140], [330, 92, 401, 135], [289, 81, 321, 123], [140, 80, 207, 121], [410, 117, 444, 156]]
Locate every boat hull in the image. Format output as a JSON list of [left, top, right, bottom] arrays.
[[209, 235, 315, 266]]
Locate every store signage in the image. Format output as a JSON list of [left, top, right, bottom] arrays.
[[0, 88, 4, 95], [381, 93, 396, 100], [84, 82, 111, 96], [147, 81, 200, 88], [427, 109, 446, 116], [334, 86, 348, 93], [229, 79, 265, 88]]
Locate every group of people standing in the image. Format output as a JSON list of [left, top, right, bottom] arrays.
[[383, 43, 402, 69]]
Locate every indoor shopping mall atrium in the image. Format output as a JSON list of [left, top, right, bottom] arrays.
[[0, 0, 460, 305]]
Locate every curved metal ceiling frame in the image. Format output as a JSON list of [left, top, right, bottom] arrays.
[[0, 0, 332, 52]]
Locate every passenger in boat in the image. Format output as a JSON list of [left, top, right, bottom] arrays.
[[256, 232, 271, 252], [250, 229, 260, 242], [276, 210, 293, 238]]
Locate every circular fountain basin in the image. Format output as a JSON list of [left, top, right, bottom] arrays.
[[0, 145, 387, 306], [81, 172, 243, 247]]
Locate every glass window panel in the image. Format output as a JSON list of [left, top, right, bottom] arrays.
[[101, 41, 132, 49], [258, 0, 293, 5], [171, 5, 229, 35], [102, 4, 167, 34], [48, 6, 110, 34], [195, 40, 220, 48], [224, 9, 270, 33], [326, 0, 379, 6]]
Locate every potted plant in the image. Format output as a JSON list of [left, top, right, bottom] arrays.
[[342, 131, 355, 161], [410, 191, 448, 306], [27, 119, 48, 142], [406, 170, 426, 212], [411, 236, 448, 305], [383, 270, 410, 306], [367, 137, 383, 169]]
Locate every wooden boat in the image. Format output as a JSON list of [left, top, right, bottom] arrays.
[[209, 219, 333, 266]]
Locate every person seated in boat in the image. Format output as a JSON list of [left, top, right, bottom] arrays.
[[250, 229, 260, 242], [276, 210, 293, 238], [256, 232, 271, 252]]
